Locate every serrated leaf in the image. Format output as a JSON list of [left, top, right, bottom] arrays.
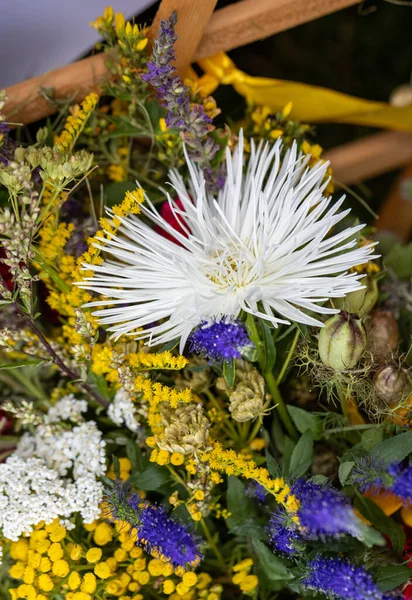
[[338, 461, 355, 486], [127, 465, 169, 491], [251, 538, 293, 581], [230, 521, 266, 539], [223, 359, 236, 388], [288, 431, 313, 478], [226, 477, 249, 525], [375, 566, 412, 592], [354, 495, 404, 553], [371, 430, 412, 464]]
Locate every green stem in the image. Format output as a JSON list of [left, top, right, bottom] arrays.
[[32, 247, 71, 293], [264, 369, 298, 441], [200, 518, 226, 569], [246, 313, 298, 440], [247, 418, 263, 445], [276, 328, 300, 385]]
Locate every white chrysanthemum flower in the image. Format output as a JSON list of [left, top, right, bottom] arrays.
[[80, 133, 376, 351]]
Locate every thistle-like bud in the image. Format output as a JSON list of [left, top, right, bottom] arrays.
[[365, 310, 399, 362], [374, 365, 412, 406], [157, 403, 210, 455], [334, 276, 378, 317], [228, 373, 266, 422], [318, 312, 367, 371], [175, 357, 211, 393]]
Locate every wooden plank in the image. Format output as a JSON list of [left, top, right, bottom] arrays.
[[193, 0, 361, 60], [324, 131, 412, 187], [374, 163, 412, 240], [4, 54, 107, 127], [150, 0, 218, 76], [3, 0, 361, 126]]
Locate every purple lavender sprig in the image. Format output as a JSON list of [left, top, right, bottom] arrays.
[[142, 12, 223, 189]]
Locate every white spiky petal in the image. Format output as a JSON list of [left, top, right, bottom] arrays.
[[80, 132, 376, 351]]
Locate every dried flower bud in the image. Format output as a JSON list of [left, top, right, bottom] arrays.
[[175, 357, 211, 393], [365, 310, 399, 362], [158, 403, 210, 455], [228, 373, 266, 422], [374, 365, 412, 406], [334, 276, 378, 317], [318, 312, 366, 371]]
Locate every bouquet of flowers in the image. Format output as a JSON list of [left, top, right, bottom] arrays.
[[0, 7, 411, 600]]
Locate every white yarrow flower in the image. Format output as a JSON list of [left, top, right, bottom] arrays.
[[108, 387, 141, 433], [80, 133, 376, 351]]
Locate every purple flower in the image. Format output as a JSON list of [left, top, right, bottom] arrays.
[[141, 12, 223, 190], [188, 319, 252, 362], [268, 510, 305, 557], [302, 555, 382, 600], [245, 481, 267, 504], [291, 478, 362, 539], [352, 457, 412, 502], [105, 482, 202, 568]]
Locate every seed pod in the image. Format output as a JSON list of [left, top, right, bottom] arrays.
[[334, 276, 378, 317], [157, 403, 210, 455], [228, 372, 266, 422], [318, 312, 367, 371], [374, 365, 412, 406], [365, 310, 399, 362]]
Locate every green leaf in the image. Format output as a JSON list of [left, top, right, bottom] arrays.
[[261, 321, 277, 373], [230, 521, 266, 539], [125, 439, 147, 473], [288, 432, 313, 478], [105, 181, 137, 206], [127, 465, 169, 491], [287, 406, 321, 439], [371, 430, 412, 464], [223, 359, 236, 388], [251, 538, 293, 581], [226, 477, 249, 525], [385, 243, 412, 279], [112, 455, 121, 479], [375, 566, 412, 592], [338, 461, 355, 486], [265, 451, 281, 478], [354, 495, 404, 553], [360, 428, 383, 451], [0, 359, 44, 369]]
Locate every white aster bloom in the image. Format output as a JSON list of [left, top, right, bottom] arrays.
[[108, 387, 141, 433], [80, 133, 376, 351]]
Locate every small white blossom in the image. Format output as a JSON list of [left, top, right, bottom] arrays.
[[1, 395, 106, 539], [46, 394, 87, 424], [0, 456, 103, 540], [108, 388, 141, 433]]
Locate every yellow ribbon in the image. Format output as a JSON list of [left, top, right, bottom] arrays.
[[196, 52, 412, 132]]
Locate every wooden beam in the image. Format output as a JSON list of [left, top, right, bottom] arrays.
[[374, 163, 412, 239], [324, 131, 412, 186], [3, 0, 361, 125], [150, 0, 218, 76], [4, 54, 107, 127], [194, 0, 361, 60]]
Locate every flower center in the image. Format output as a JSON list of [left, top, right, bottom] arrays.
[[205, 247, 262, 291]]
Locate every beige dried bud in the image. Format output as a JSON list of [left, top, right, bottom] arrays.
[[365, 310, 399, 362], [228, 372, 266, 422], [157, 403, 210, 455], [374, 365, 412, 406]]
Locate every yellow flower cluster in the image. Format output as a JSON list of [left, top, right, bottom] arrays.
[[300, 140, 334, 196], [231, 559, 259, 594], [7, 514, 219, 600], [37, 219, 74, 263], [54, 92, 99, 152], [201, 442, 300, 516]]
